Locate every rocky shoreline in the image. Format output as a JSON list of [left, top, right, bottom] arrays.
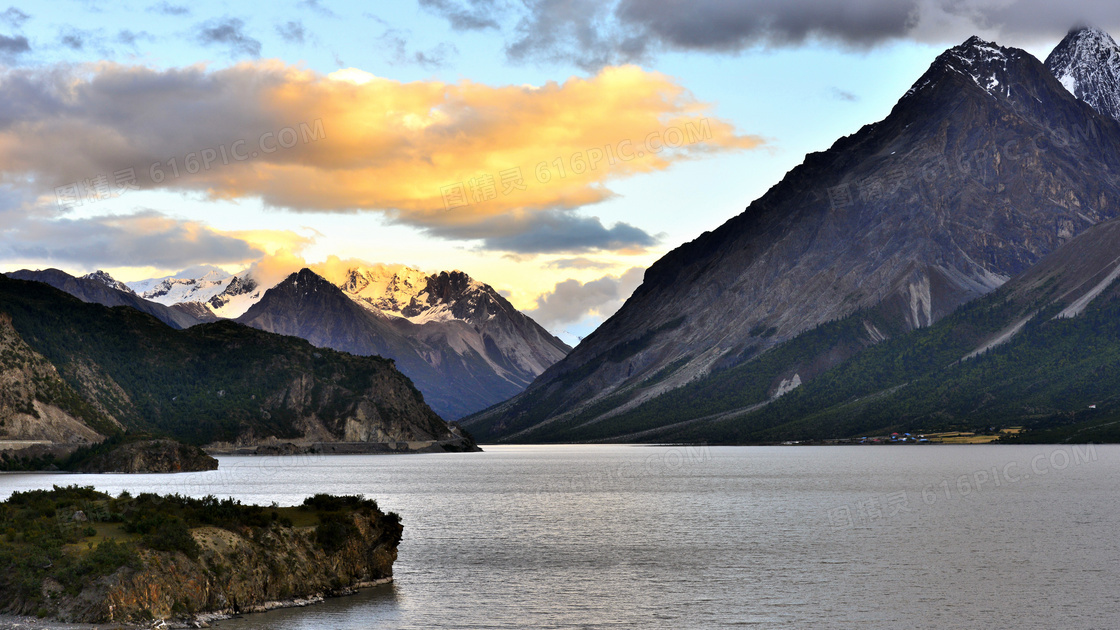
[[0, 579, 395, 629], [0, 489, 402, 628]]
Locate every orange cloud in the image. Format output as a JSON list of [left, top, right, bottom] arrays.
[[0, 61, 763, 233]]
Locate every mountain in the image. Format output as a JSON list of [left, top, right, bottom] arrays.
[[0, 310, 113, 444], [1046, 26, 1120, 120], [236, 268, 569, 420], [5, 269, 205, 329], [127, 267, 265, 318], [0, 274, 476, 451], [464, 36, 1120, 442], [318, 263, 569, 376], [637, 213, 1120, 445], [82, 270, 136, 294], [205, 273, 261, 316]]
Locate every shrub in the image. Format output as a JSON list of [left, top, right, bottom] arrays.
[[141, 518, 200, 560], [315, 513, 358, 554]]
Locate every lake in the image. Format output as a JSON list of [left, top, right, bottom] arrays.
[[1, 444, 1116, 629]]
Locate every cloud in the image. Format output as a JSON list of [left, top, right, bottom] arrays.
[[117, 30, 150, 47], [0, 7, 29, 29], [614, 0, 917, 52], [147, 2, 189, 16], [244, 249, 311, 288], [377, 28, 458, 68], [0, 210, 271, 269], [59, 29, 85, 50], [0, 33, 28, 55], [830, 87, 859, 102], [0, 61, 759, 252], [298, 0, 337, 18], [525, 266, 644, 328], [505, 0, 648, 69], [276, 20, 305, 44], [418, 0, 504, 31], [437, 0, 1120, 68], [193, 17, 261, 57], [427, 210, 658, 254], [912, 0, 1120, 43], [546, 257, 617, 270]]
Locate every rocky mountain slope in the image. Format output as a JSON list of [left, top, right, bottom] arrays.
[[237, 268, 569, 420], [1046, 26, 1120, 120], [642, 212, 1120, 445], [464, 35, 1120, 442], [6, 268, 206, 329], [0, 311, 114, 444], [0, 274, 475, 451]]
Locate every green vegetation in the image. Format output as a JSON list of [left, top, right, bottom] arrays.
[[649, 286, 1120, 443], [0, 486, 400, 616], [0, 432, 214, 472], [0, 275, 435, 446], [694, 290, 1120, 443]]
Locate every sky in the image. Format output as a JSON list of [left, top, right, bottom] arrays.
[[1, 1, 1117, 344]]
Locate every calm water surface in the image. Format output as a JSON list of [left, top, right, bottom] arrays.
[[1, 444, 1117, 629]]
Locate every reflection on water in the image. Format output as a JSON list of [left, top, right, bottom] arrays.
[[2, 444, 1118, 629]]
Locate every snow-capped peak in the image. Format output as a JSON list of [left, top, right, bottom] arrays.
[[82, 270, 135, 294], [124, 266, 272, 319], [311, 262, 501, 325], [207, 272, 263, 318], [905, 36, 1023, 100], [1045, 26, 1120, 121], [314, 263, 433, 319]]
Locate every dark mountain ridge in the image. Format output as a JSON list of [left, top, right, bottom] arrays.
[[237, 268, 569, 420], [0, 274, 475, 450], [7, 268, 205, 329], [465, 35, 1120, 442]]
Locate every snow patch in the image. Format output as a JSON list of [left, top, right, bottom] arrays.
[[1059, 73, 1079, 95]]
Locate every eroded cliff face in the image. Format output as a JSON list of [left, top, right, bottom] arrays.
[[55, 510, 400, 625]]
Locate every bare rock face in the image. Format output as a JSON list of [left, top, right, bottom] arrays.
[[0, 312, 111, 444], [465, 36, 1120, 442], [2, 490, 403, 626], [81, 511, 399, 624]]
